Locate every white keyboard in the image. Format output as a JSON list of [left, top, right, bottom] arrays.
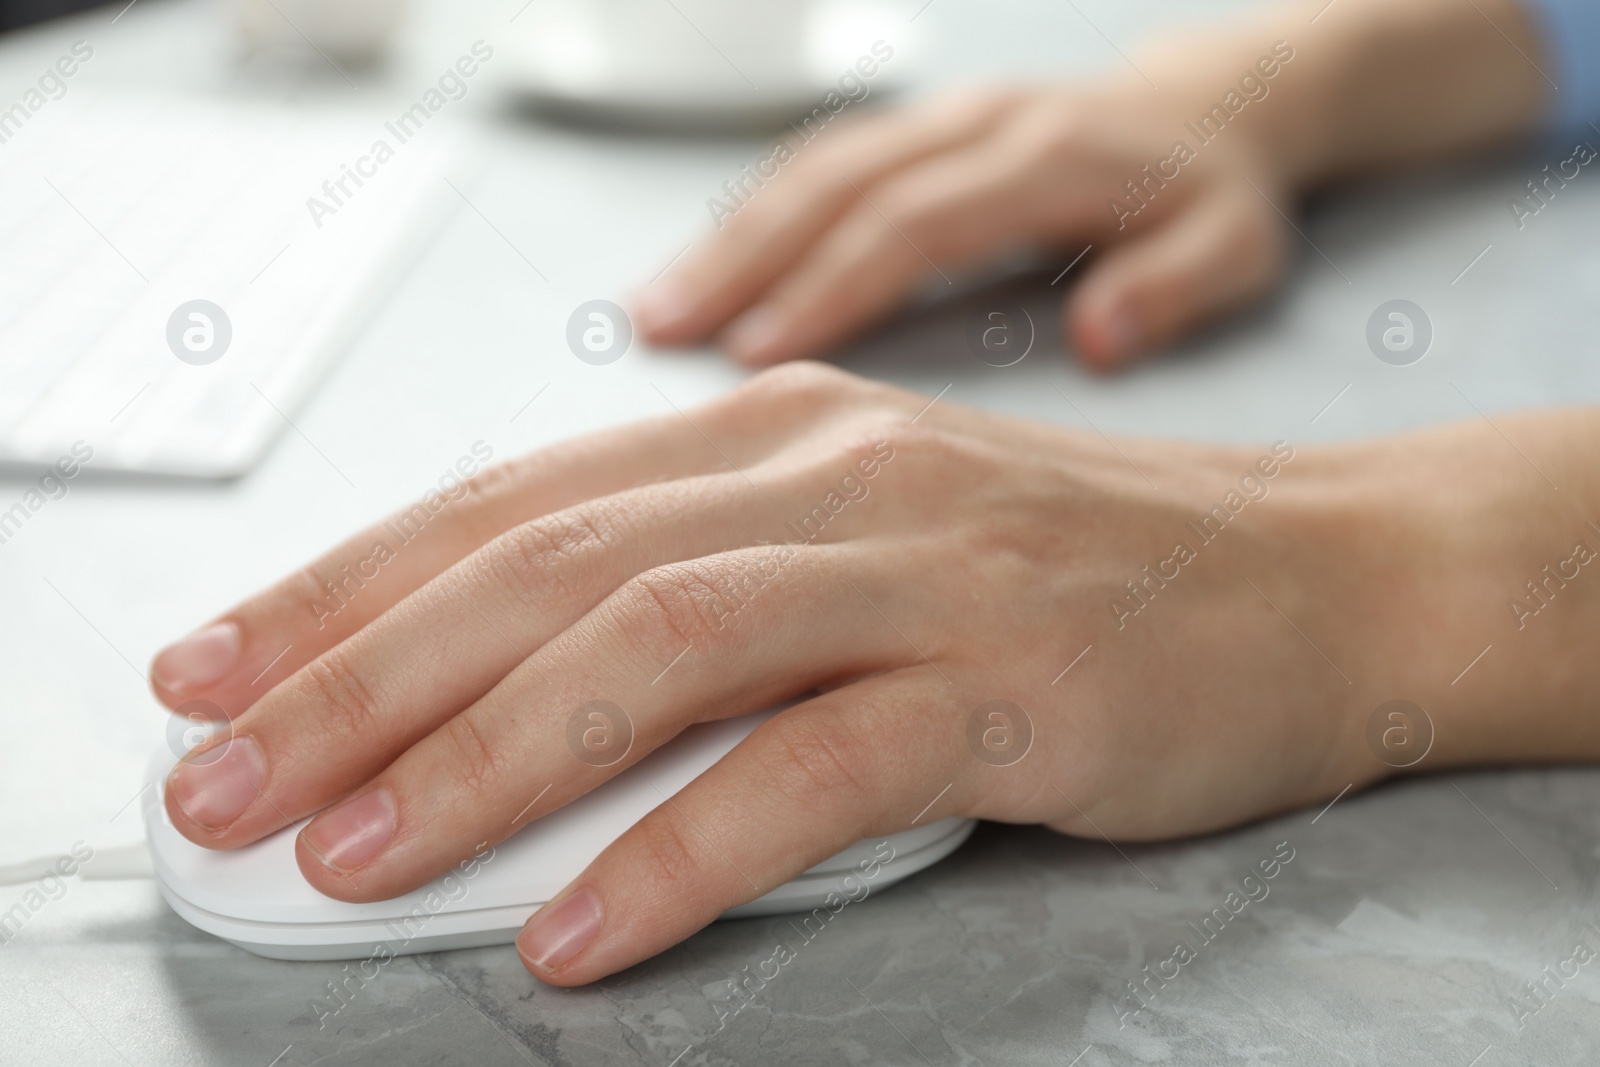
[[0, 92, 457, 478]]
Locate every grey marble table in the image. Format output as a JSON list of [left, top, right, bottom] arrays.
[[15, 771, 1600, 1066], [5, 0, 1600, 1063]]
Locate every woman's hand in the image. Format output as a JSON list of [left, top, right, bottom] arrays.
[[631, 0, 1551, 371], [149, 364, 1597, 985], [633, 81, 1292, 371]]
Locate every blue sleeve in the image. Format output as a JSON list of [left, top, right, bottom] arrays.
[[1523, 0, 1600, 137]]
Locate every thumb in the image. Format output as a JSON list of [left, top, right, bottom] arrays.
[[1066, 184, 1288, 370]]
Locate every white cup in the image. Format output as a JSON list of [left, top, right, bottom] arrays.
[[588, 0, 814, 84], [230, 0, 406, 64]]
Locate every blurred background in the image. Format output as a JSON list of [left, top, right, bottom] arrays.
[[4, 0, 1599, 1062]]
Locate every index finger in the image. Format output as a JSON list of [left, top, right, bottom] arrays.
[[148, 413, 724, 716]]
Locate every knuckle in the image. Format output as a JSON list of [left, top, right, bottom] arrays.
[[1234, 197, 1290, 273], [299, 654, 386, 747], [866, 421, 959, 467], [459, 455, 517, 498], [287, 563, 339, 629], [934, 83, 1014, 125], [483, 505, 613, 604], [1032, 105, 1093, 157], [438, 712, 503, 797], [446, 461, 523, 535], [768, 714, 873, 804], [867, 189, 941, 246], [734, 361, 858, 409], [617, 561, 739, 663], [631, 812, 709, 894], [292, 548, 389, 633]]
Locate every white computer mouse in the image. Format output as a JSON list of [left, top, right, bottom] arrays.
[[143, 710, 974, 961]]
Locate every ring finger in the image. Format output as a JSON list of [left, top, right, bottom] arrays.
[[292, 541, 926, 901]]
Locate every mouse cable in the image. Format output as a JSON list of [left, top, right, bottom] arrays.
[[0, 842, 153, 887]]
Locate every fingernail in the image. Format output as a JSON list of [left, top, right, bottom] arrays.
[[724, 307, 784, 363], [635, 280, 695, 336], [168, 735, 264, 830], [153, 621, 241, 696], [517, 886, 603, 972], [301, 788, 397, 873]]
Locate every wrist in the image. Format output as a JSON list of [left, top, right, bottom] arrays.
[[1121, 19, 1319, 197], [1131, 0, 1551, 196], [1248, 0, 1548, 190], [1322, 413, 1600, 779]]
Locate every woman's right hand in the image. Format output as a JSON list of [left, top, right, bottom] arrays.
[[633, 75, 1294, 371], [149, 361, 1600, 985]]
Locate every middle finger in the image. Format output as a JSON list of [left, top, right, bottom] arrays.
[[163, 466, 811, 847]]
